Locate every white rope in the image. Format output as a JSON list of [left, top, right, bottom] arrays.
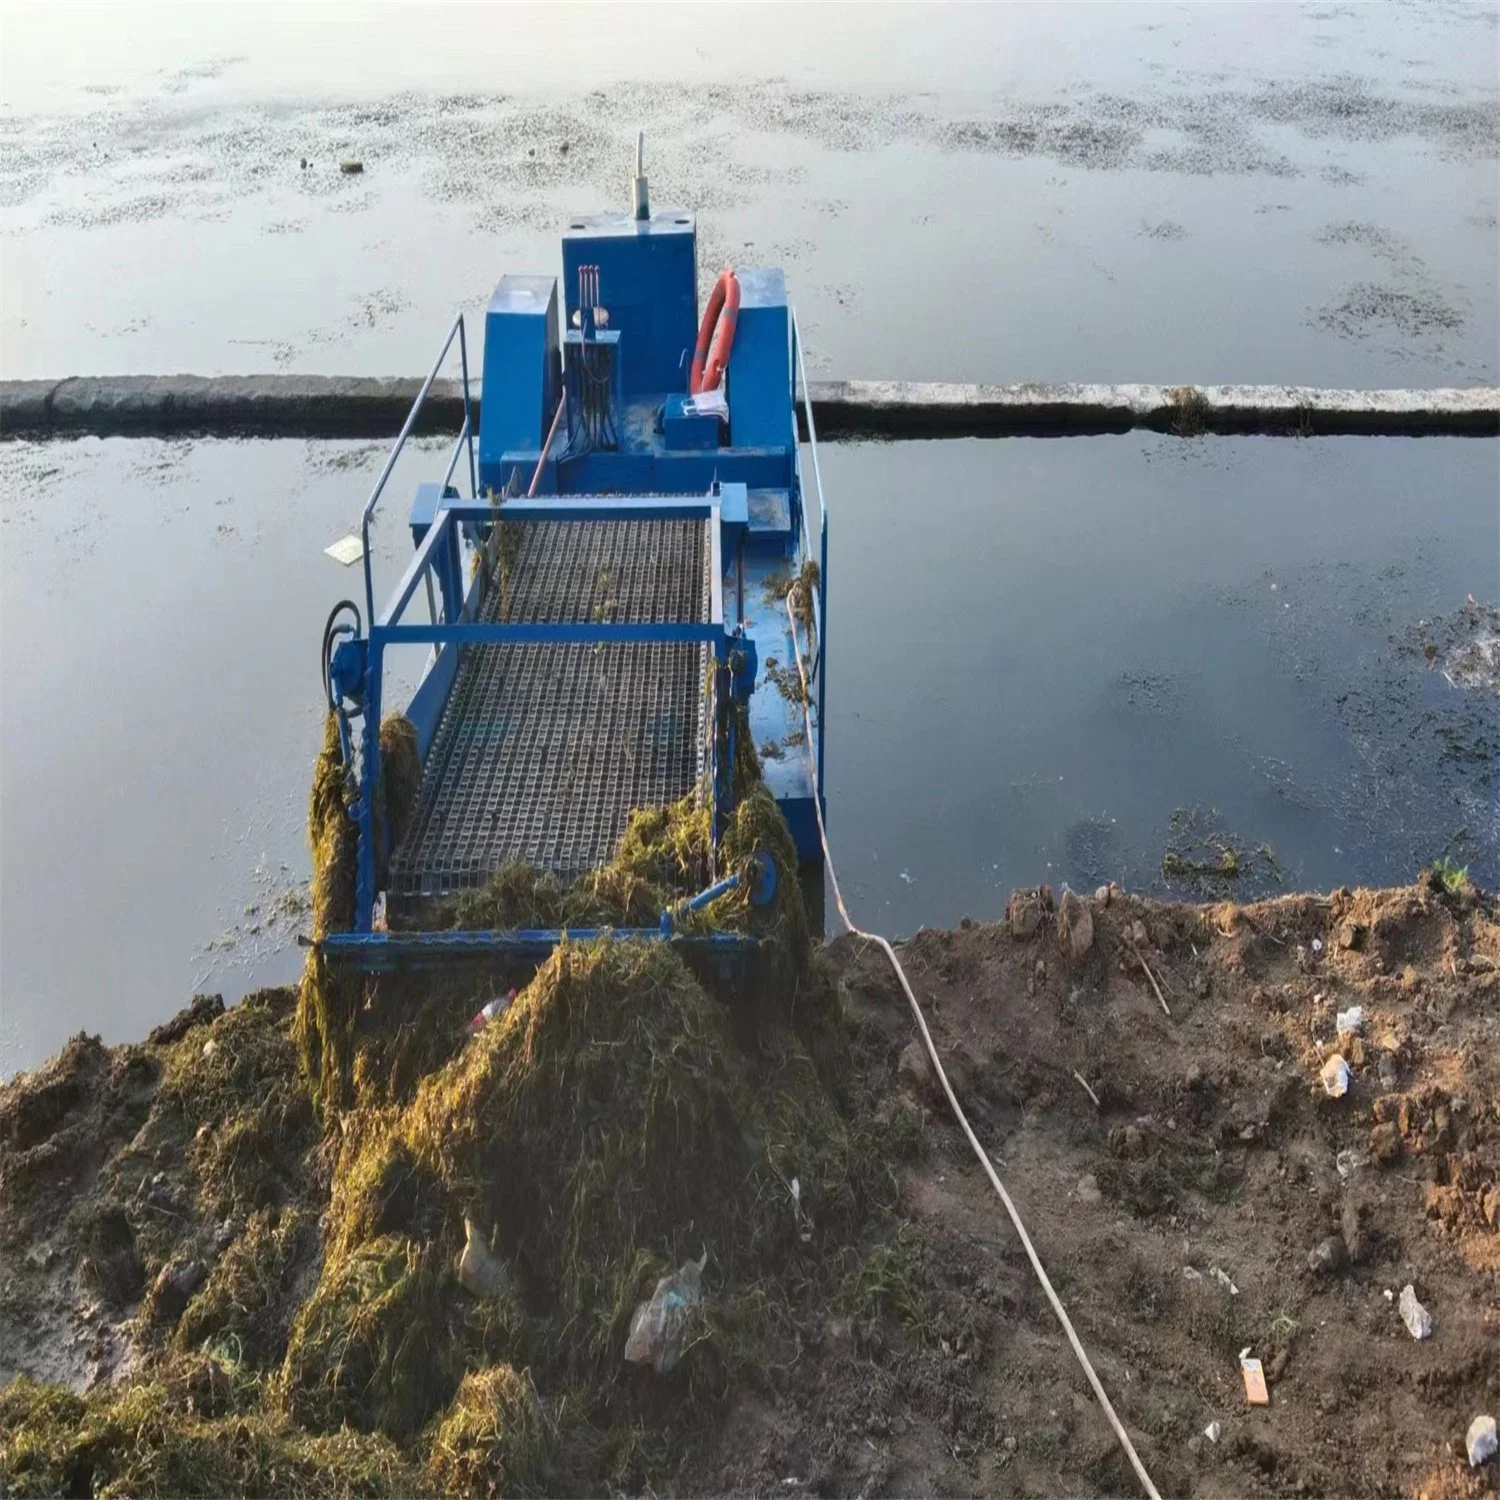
[[783, 594, 1164, 1500]]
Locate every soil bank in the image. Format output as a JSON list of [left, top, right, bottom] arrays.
[[2, 875, 1498, 1498]]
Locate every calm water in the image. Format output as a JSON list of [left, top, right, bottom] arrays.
[[1, 2, 1498, 1074]]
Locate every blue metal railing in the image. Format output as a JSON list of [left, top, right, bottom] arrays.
[[359, 314, 476, 627]]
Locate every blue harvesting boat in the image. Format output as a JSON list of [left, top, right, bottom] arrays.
[[319, 137, 827, 967]]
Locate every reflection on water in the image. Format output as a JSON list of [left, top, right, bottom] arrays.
[[1, 432, 1496, 1076]]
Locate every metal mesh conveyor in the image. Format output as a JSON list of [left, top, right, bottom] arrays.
[[387, 514, 712, 902]]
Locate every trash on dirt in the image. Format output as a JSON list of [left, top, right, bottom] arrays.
[[1398, 1284, 1432, 1340], [456, 1215, 510, 1299], [470, 989, 517, 1031], [1311, 938, 1324, 953], [1336, 1147, 1364, 1180], [625, 1250, 708, 1373], [1239, 1349, 1270, 1405], [339, 158, 364, 174], [1204, 1420, 1222, 1443], [1320, 1053, 1350, 1097], [1335, 1005, 1364, 1034], [1210, 1266, 1240, 1296], [1466, 1415, 1498, 1468]]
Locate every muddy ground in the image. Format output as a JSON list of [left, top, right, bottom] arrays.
[[2, 873, 1496, 1497]]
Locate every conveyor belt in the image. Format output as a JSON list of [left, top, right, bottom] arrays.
[[388, 515, 711, 901]]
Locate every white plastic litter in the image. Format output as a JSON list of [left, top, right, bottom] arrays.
[[1466, 1415, 1497, 1468], [1398, 1284, 1432, 1340], [324, 534, 365, 566], [470, 988, 517, 1031], [1203, 1421, 1221, 1444], [1311, 938, 1324, 953], [1210, 1267, 1240, 1296], [1320, 1054, 1351, 1098], [687, 387, 728, 420], [624, 1250, 708, 1373], [456, 1216, 510, 1299], [1335, 1005, 1364, 1034], [1335, 1147, 1364, 1180]]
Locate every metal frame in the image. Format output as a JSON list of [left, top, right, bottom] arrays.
[[353, 470, 734, 934]]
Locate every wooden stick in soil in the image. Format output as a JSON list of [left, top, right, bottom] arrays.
[[1073, 1071, 1101, 1108], [1131, 945, 1172, 1017]]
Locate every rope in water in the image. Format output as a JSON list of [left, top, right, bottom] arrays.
[[783, 594, 1164, 1500]]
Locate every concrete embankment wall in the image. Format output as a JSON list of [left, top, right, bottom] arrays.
[[2, 375, 1496, 440]]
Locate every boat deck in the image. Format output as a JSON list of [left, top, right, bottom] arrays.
[[387, 515, 711, 903]]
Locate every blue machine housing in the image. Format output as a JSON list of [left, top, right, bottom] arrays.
[[323, 190, 828, 967]]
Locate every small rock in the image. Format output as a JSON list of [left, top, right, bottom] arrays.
[[897, 1041, 937, 1103], [1129, 919, 1149, 949], [1204, 1421, 1221, 1444], [211, 1218, 240, 1254], [1320, 1054, 1350, 1098], [1467, 1415, 1497, 1468], [1008, 890, 1043, 940], [1058, 889, 1095, 961], [1034, 958, 1047, 983], [339, 158, 364, 174], [1306, 1235, 1346, 1274], [1095, 885, 1112, 905], [1266, 1348, 1289, 1382], [1192, 972, 1211, 999], [1002, 1435, 1018, 1453], [1076, 1173, 1102, 1205], [456, 1216, 510, 1299], [1398, 1283, 1432, 1340]]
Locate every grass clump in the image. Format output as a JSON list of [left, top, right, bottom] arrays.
[[399, 941, 753, 1371], [162, 994, 318, 1221], [295, 713, 364, 1109], [276, 1233, 457, 1442], [1168, 384, 1211, 436], [1428, 856, 1472, 896], [0, 1371, 418, 1500], [424, 1365, 558, 1497], [376, 714, 421, 870], [176, 1208, 315, 1369]]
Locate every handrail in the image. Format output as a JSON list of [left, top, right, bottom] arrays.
[[790, 307, 827, 679], [359, 313, 474, 625]]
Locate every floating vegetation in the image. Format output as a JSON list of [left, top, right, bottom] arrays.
[[1159, 806, 1282, 898]]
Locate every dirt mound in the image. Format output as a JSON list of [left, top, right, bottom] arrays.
[[4, 861, 1497, 1497]]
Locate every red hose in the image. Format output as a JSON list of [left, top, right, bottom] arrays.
[[690, 269, 740, 394]]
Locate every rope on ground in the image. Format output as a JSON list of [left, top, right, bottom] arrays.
[[783, 595, 1164, 1500]]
